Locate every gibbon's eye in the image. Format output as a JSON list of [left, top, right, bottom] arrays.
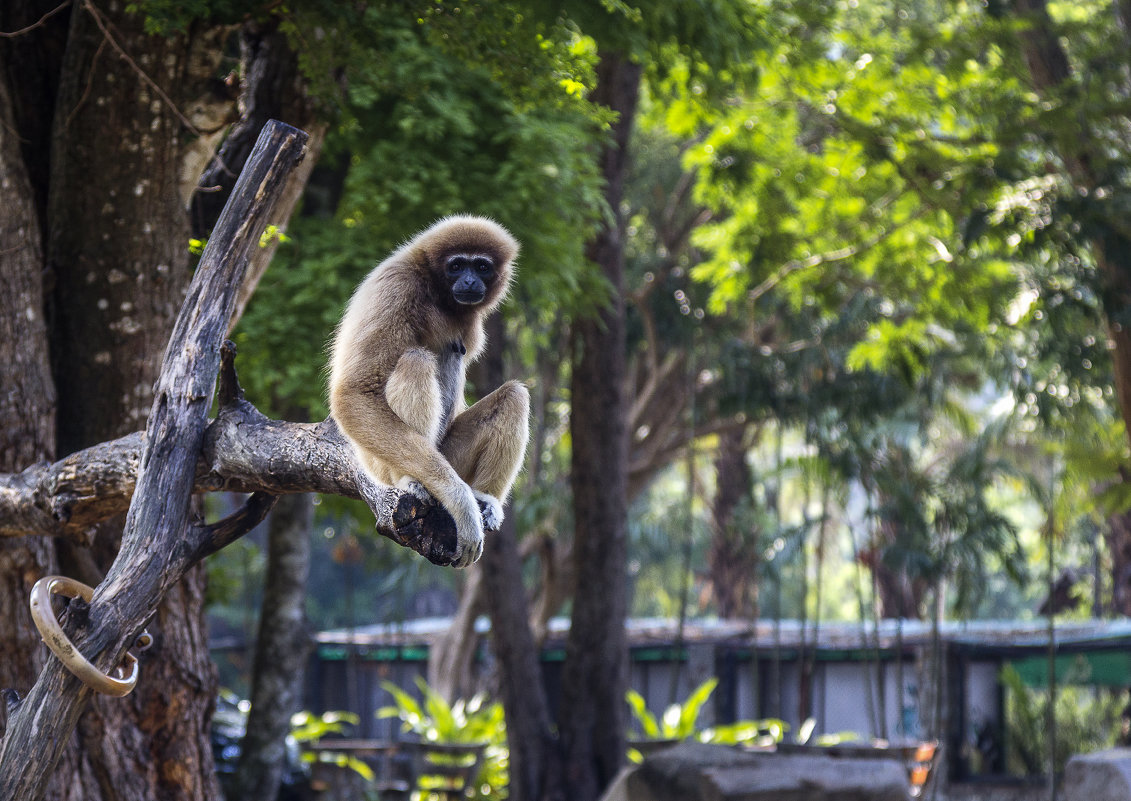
[[446, 256, 469, 274], [472, 257, 493, 274]]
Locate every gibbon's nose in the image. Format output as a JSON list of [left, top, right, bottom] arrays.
[[452, 274, 487, 304]]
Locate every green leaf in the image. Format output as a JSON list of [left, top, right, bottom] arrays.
[[625, 689, 661, 738]]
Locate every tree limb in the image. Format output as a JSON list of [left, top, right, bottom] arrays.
[[0, 341, 462, 566]]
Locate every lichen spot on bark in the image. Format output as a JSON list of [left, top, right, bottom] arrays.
[[109, 317, 142, 336]]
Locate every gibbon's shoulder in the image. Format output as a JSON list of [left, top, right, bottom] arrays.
[[396, 215, 519, 267]]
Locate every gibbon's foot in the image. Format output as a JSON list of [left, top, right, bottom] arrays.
[[473, 490, 504, 531]]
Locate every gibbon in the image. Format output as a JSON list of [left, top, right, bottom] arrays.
[[329, 216, 530, 567]]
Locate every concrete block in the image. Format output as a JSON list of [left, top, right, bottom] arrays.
[[1065, 749, 1131, 801]]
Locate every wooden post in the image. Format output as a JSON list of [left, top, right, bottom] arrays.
[[0, 121, 308, 801]]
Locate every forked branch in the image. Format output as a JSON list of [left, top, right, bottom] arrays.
[[0, 120, 459, 801]]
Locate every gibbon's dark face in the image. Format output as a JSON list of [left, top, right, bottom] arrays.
[[445, 253, 495, 305]]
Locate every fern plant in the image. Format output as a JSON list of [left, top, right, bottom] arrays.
[[378, 678, 508, 800], [626, 677, 791, 760]]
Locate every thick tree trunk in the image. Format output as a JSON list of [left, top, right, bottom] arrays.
[[0, 3, 325, 798], [47, 4, 227, 454], [39, 7, 233, 799], [0, 53, 70, 795], [231, 492, 314, 801], [0, 121, 308, 801], [561, 50, 641, 801]]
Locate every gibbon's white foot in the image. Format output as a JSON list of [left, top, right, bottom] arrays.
[[474, 490, 505, 531]]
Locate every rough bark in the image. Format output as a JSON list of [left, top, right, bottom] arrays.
[[0, 3, 242, 798], [230, 492, 314, 801], [47, 2, 230, 455], [0, 348, 474, 566], [0, 48, 65, 792], [0, 120, 308, 801], [561, 50, 641, 801]]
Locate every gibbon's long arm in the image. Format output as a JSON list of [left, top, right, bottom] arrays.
[[385, 348, 444, 442]]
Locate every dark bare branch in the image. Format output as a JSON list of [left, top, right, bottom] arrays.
[[0, 366, 462, 566]]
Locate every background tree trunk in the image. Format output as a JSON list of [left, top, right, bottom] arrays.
[[1106, 508, 1131, 616], [475, 315, 564, 801], [427, 564, 485, 702], [230, 492, 314, 801], [561, 50, 641, 801], [707, 427, 758, 619]]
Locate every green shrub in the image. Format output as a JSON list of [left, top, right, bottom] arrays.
[[1002, 663, 1123, 777], [378, 678, 508, 800], [626, 677, 789, 760]]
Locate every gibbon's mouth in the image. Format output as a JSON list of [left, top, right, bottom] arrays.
[[454, 291, 486, 305]]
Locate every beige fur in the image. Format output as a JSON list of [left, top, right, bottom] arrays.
[[329, 216, 529, 567]]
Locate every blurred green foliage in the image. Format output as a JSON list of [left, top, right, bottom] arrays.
[[1002, 663, 1123, 777], [182, 0, 1131, 641], [378, 678, 508, 800]]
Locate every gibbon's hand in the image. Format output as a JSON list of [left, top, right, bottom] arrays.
[[446, 482, 486, 567], [399, 477, 485, 567]]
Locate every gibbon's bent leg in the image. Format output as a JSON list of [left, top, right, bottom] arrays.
[[386, 348, 443, 443], [333, 373, 485, 568], [441, 380, 530, 530]]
